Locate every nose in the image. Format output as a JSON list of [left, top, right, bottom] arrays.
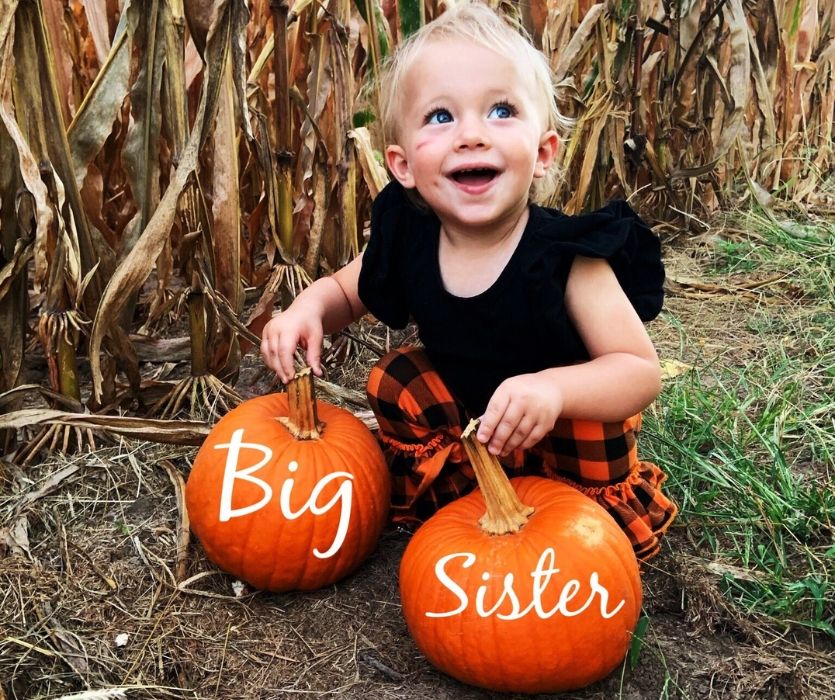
[[454, 113, 489, 150]]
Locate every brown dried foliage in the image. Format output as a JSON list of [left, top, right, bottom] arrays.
[[0, 0, 832, 450]]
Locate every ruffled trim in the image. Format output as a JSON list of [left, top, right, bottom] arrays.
[[380, 429, 468, 515], [377, 430, 463, 462], [526, 200, 665, 322], [358, 181, 434, 329], [553, 460, 678, 561]]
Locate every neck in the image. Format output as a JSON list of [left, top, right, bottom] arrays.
[[440, 202, 530, 250]]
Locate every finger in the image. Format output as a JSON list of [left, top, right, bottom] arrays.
[[262, 336, 284, 378], [477, 392, 511, 444], [520, 425, 548, 451], [487, 405, 523, 456], [502, 417, 535, 455], [276, 338, 298, 384], [304, 328, 324, 376], [260, 337, 273, 370]]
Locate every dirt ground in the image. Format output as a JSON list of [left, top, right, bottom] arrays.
[[2, 227, 834, 699]]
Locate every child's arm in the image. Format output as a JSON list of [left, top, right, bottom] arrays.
[[477, 256, 661, 456], [261, 255, 367, 383]]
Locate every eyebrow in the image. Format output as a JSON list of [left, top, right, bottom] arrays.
[[413, 89, 526, 108]]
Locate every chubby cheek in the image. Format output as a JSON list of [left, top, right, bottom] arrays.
[[408, 140, 448, 186], [412, 134, 442, 156]]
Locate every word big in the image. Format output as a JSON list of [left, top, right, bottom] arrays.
[[214, 428, 353, 559]]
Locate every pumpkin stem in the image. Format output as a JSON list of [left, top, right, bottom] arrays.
[[461, 419, 534, 535], [277, 367, 325, 439]]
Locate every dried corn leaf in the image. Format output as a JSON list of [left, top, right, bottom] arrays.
[[200, 269, 260, 347], [350, 126, 388, 198], [41, 0, 76, 124], [230, 0, 252, 140], [250, 114, 292, 263], [299, 24, 333, 190], [130, 334, 191, 361], [89, 0, 249, 402], [564, 96, 610, 213], [159, 459, 190, 581], [747, 26, 777, 163], [36, 602, 90, 675], [156, 0, 192, 334], [0, 515, 30, 558], [0, 11, 53, 293], [80, 0, 112, 65], [0, 239, 33, 301], [0, 119, 26, 396], [120, 1, 165, 254], [183, 0, 217, 56], [67, 8, 134, 192], [795, 0, 818, 64], [247, 32, 273, 85], [47, 169, 84, 303], [0, 408, 209, 445], [329, 15, 358, 266], [208, 58, 243, 376], [660, 359, 694, 380], [0, 383, 83, 411], [714, 0, 751, 158], [553, 3, 604, 82], [356, 0, 391, 79], [10, 0, 105, 308], [541, 1, 573, 67], [48, 687, 130, 700], [161, 0, 191, 153], [301, 161, 328, 276], [705, 559, 766, 583], [15, 462, 82, 509], [668, 273, 787, 295]]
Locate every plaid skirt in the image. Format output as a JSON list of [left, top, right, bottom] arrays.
[[366, 347, 678, 561]]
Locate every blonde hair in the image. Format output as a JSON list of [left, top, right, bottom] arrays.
[[377, 1, 572, 202]]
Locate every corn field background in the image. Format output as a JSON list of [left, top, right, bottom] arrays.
[[1, 0, 834, 698], [0, 0, 832, 438]]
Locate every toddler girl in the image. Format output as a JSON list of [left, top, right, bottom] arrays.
[[261, 1, 677, 560]]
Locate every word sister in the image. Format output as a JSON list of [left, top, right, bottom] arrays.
[[214, 428, 353, 559], [427, 548, 626, 620]]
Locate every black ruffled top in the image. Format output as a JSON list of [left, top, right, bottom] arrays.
[[358, 181, 664, 416]]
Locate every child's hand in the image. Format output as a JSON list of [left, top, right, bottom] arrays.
[[260, 310, 325, 384], [476, 374, 562, 457]]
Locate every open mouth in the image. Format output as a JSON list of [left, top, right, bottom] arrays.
[[449, 168, 500, 187]]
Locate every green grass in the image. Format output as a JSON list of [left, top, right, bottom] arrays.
[[712, 238, 759, 273], [645, 209, 835, 638]]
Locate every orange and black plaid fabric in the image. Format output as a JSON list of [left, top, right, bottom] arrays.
[[366, 347, 678, 561]]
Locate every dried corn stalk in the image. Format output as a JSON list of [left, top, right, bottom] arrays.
[[540, 0, 833, 218], [0, 0, 831, 454]]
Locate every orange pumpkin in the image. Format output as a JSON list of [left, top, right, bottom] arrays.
[[186, 369, 390, 591], [399, 420, 642, 693]]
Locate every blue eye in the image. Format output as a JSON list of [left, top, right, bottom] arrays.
[[488, 103, 516, 119], [425, 108, 453, 125]]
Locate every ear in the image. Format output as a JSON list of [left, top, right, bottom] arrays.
[[385, 145, 416, 189], [533, 131, 559, 179]]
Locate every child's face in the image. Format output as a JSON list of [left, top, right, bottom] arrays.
[[385, 38, 558, 231]]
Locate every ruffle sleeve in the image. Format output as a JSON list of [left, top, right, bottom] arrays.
[[528, 200, 665, 322], [357, 182, 416, 329]]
